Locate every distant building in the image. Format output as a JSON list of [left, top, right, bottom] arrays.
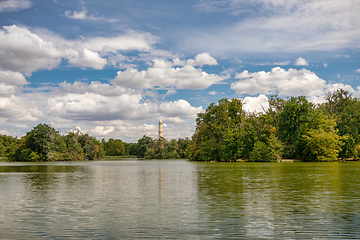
[[158, 118, 163, 138]]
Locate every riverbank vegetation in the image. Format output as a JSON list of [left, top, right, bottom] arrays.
[[1, 89, 359, 162], [102, 135, 191, 159], [0, 123, 191, 162], [0, 124, 105, 161], [187, 89, 360, 162]]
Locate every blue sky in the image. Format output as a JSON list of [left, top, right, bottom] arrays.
[[0, 0, 359, 142]]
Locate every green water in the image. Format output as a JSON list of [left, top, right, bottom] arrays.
[[0, 160, 359, 239]]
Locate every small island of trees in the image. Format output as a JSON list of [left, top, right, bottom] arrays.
[[0, 89, 359, 162]]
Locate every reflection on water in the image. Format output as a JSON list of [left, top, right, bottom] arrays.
[[0, 160, 360, 239]]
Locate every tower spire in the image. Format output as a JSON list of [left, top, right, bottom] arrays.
[[158, 117, 163, 138]]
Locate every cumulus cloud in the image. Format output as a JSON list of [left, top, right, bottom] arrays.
[[0, 70, 28, 86], [0, 70, 28, 96], [0, 25, 158, 73], [48, 92, 142, 121], [187, 52, 218, 66], [295, 57, 308, 66], [68, 48, 107, 70], [0, 95, 42, 121], [232, 67, 327, 97], [47, 81, 203, 122], [0, 0, 31, 12], [232, 67, 359, 102], [112, 54, 226, 90], [90, 126, 115, 136], [243, 94, 269, 113], [0, 25, 71, 73]]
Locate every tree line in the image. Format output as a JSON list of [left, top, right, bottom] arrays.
[[0, 124, 191, 162], [187, 89, 360, 162]]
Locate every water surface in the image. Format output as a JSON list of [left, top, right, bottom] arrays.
[[0, 160, 359, 239]]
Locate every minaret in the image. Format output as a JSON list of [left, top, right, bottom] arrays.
[[158, 118, 163, 138]]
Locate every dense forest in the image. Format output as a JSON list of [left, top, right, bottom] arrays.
[[188, 89, 360, 162], [1, 89, 359, 162]]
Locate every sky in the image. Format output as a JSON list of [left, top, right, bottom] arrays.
[[0, 0, 359, 142]]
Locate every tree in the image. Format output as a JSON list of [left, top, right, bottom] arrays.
[[63, 132, 84, 161], [78, 133, 105, 160], [300, 112, 344, 161], [136, 135, 154, 158], [323, 89, 360, 159], [22, 123, 62, 161], [188, 98, 245, 161], [103, 138, 125, 156], [278, 96, 315, 159], [0, 135, 20, 159]]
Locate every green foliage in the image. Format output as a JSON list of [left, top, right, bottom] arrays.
[[278, 96, 315, 158], [188, 98, 245, 161], [102, 138, 125, 156], [78, 133, 105, 160], [249, 141, 272, 162], [189, 89, 360, 162], [0, 134, 20, 159], [300, 112, 344, 161], [322, 89, 360, 159], [137, 137, 189, 159], [64, 132, 84, 161], [248, 135, 283, 162], [6, 124, 104, 162]]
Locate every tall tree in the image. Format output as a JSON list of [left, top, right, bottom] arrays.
[[278, 96, 314, 159], [323, 89, 360, 159], [188, 98, 245, 161]]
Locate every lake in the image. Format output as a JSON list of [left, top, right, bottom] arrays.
[[0, 160, 360, 239]]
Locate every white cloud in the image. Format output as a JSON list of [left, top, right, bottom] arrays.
[[68, 48, 107, 70], [324, 63, 328, 68], [0, 25, 70, 73], [158, 99, 202, 117], [112, 54, 227, 90], [0, 70, 28, 97], [47, 80, 203, 123], [90, 126, 115, 136], [0, 70, 28, 85], [243, 94, 269, 113], [232, 67, 359, 102], [356, 69, 360, 73], [58, 81, 131, 96], [0, 25, 158, 73], [295, 57, 308, 66], [208, 91, 217, 95], [187, 52, 218, 66], [0, 0, 31, 12], [232, 67, 327, 97], [0, 95, 42, 121], [48, 92, 142, 121]]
